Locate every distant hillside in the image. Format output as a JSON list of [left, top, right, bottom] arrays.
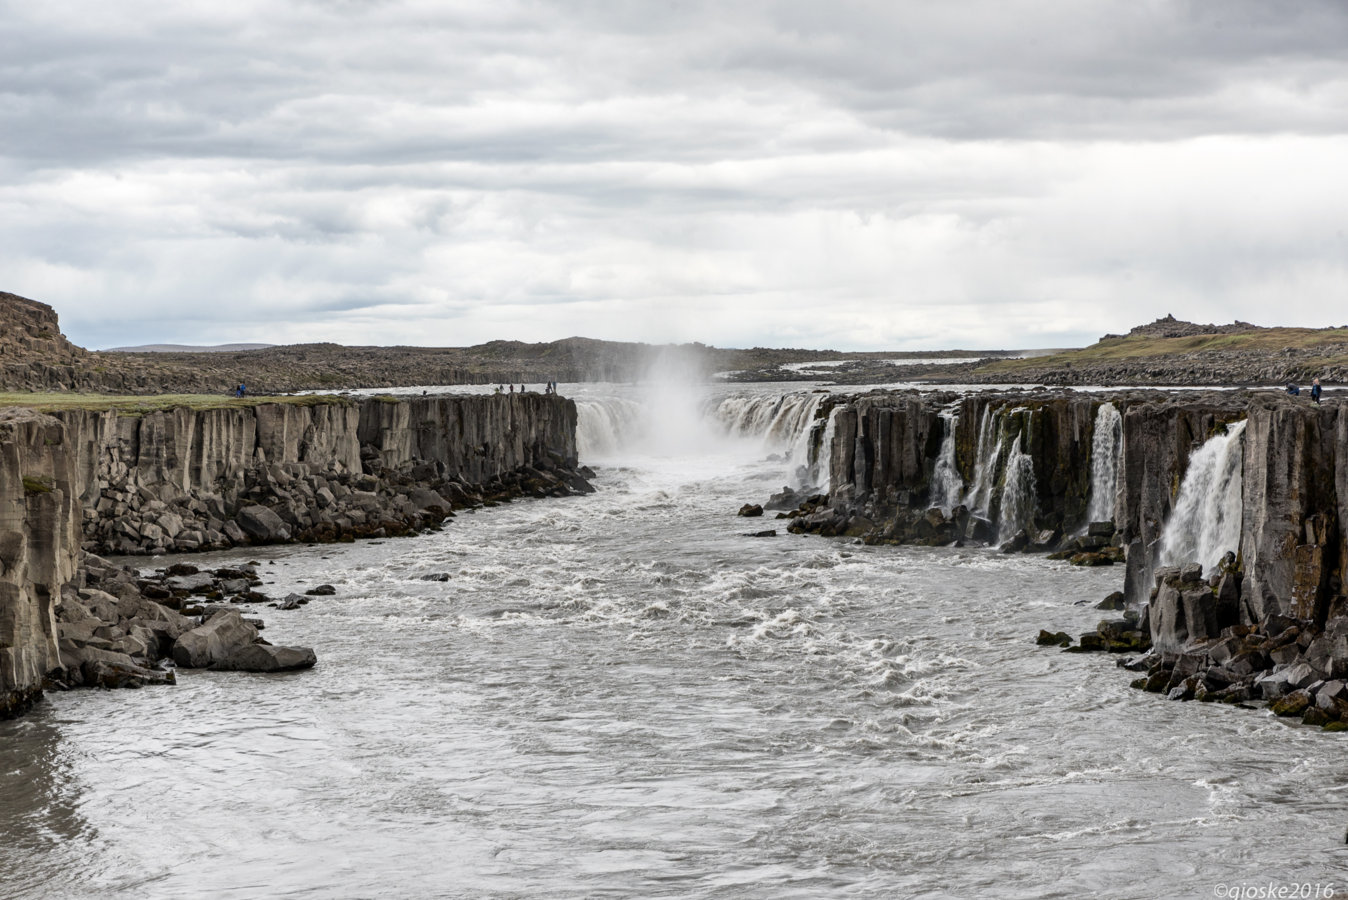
[[105, 343, 275, 353], [969, 315, 1348, 385], [0, 291, 929, 393], [8, 292, 1337, 394]]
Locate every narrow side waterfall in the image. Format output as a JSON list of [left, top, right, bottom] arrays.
[[963, 405, 1002, 518], [930, 409, 962, 512], [807, 405, 842, 491], [1159, 420, 1247, 574], [997, 433, 1038, 538], [1085, 402, 1123, 524]]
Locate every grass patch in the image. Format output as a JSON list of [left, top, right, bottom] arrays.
[[0, 392, 355, 414], [22, 476, 53, 494]]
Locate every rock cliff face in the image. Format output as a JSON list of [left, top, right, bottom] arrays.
[[814, 389, 1116, 543], [50, 393, 580, 555], [0, 293, 91, 391], [0, 409, 81, 716]]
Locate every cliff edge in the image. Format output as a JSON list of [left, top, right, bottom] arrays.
[[0, 408, 80, 716]]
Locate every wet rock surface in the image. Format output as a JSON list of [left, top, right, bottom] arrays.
[[44, 553, 318, 696]]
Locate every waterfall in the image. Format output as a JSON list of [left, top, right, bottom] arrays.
[[963, 405, 1002, 518], [1085, 402, 1123, 524], [707, 391, 830, 486], [997, 433, 1038, 538], [930, 409, 962, 512], [577, 388, 831, 481], [1158, 420, 1247, 575], [710, 392, 826, 448], [807, 405, 842, 491], [576, 397, 644, 459]]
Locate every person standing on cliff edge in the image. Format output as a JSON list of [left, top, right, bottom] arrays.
[[1312, 378, 1323, 404]]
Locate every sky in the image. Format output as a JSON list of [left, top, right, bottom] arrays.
[[4, 0, 1348, 351]]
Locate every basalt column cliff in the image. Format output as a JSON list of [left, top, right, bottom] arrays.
[[54, 393, 584, 555]]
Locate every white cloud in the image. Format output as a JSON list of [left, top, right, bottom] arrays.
[[3, 0, 1348, 350]]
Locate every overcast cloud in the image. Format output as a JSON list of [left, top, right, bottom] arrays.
[[4, 0, 1348, 350]]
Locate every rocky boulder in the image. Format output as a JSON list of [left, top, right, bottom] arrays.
[[171, 610, 259, 669], [209, 642, 317, 672], [235, 505, 291, 542]]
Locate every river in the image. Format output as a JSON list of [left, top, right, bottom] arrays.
[[2, 383, 1345, 899]]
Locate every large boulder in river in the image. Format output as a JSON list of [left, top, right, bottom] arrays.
[[235, 505, 291, 542], [209, 642, 317, 672], [171, 609, 258, 668]]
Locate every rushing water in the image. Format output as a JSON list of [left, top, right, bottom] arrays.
[[930, 409, 963, 514], [1086, 402, 1123, 526], [1159, 420, 1248, 575], [3, 385, 1346, 899], [996, 433, 1038, 541]]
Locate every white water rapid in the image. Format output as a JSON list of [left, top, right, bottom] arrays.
[[1085, 402, 1123, 525], [1159, 419, 1248, 574]]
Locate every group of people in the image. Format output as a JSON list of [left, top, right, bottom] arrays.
[[494, 382, 561, 395], [1285, 377, 1324, 404]]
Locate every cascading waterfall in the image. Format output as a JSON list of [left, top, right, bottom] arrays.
[[1159, 420, 1247, 575], [576, 397, 645, 459], [963, 405, 1003, 519], [711, 392, 825, 446], [576, 388, 831, 483], [807, 405, 842, 491], [930, 409, 963, 512], [708, 391, 829, 485], [997, 432, 1038, 539], [1085, 402, 1123, 524]]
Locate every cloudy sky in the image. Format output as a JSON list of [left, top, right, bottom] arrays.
[[4, 0, 1348, 351]]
